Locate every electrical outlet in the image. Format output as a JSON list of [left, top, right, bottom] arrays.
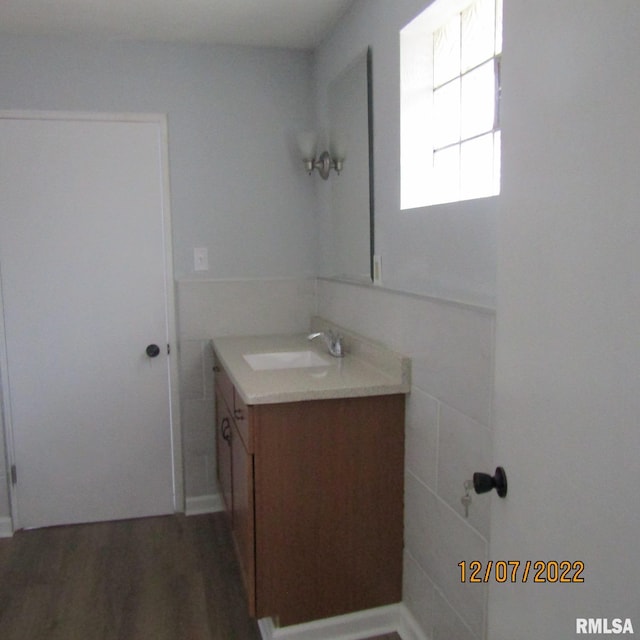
[[194, 247, 209, 272]]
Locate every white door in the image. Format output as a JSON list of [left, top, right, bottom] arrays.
[[488, 2, 640, 638], [0, 114, 177, 529]]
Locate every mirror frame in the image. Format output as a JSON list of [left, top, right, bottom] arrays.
[[366, 47, 375, 282]]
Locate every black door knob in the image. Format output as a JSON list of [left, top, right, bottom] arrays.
[[473, 466, 508, 498], [146, 344, 161, 358]]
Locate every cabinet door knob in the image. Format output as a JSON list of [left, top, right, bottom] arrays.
[[221, 417, 231, 443]]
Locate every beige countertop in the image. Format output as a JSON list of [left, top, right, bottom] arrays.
[[211, 324, 411, 405]]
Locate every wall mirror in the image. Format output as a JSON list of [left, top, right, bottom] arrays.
[[326, 47, 374, 282]]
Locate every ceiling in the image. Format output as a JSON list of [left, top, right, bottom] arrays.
[[0, 0, 354, 50]]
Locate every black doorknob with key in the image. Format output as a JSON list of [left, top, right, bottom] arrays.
[[473, 466, 508, 498]]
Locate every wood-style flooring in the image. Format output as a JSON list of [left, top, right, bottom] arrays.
[[0, 512, 403, 640], [0, 512, 261, 640]]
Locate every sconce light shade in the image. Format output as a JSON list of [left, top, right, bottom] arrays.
[[329, 129, 348, 175], [296, 130, 318, 161], [329, 129, 347, 162], [297, 130, 345, 179]]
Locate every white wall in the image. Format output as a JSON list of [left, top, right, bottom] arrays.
[[315, 0, 497, 307], [489, 1, 640, 637]]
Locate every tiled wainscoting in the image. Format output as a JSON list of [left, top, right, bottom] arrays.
[[176, 276, 495, 640], [176, 278, 316, 504]]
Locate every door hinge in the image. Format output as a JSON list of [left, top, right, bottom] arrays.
[[167, 344, 171, 355], [10, 465, 17, 485]]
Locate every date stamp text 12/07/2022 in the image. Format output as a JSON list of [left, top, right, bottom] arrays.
[[458, 560, 585, 583]]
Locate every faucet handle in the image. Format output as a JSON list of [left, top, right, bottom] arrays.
[[328, 331, 345, 357], [307, 329, 345, 357]]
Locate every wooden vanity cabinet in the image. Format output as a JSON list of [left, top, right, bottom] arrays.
[[214, 356, 405, 627]]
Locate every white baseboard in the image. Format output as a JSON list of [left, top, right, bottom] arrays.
[[0, 497, 226, 534], [0, 516, 13, 538], [258, 603, 429, 640], [396, 604, 430, 640], [185, 494, 224, 516]]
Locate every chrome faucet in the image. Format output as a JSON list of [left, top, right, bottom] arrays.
[[307, 330, 345, 358]]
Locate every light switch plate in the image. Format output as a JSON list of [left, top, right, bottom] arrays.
[[194, 247, 209, 272]]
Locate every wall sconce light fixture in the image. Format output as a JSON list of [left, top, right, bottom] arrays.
[[297, 131, 345, 180]]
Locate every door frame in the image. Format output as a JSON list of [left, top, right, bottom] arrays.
[[0, 110, 183, 532]]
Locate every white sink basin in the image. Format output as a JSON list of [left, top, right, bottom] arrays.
[[243, 350, 330, 371]]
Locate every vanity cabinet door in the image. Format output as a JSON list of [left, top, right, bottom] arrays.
[[215, 387, 233, 516], [231, 419, 256, 615], [253, 395, 405, 626], [214, 360, 256, 613]]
